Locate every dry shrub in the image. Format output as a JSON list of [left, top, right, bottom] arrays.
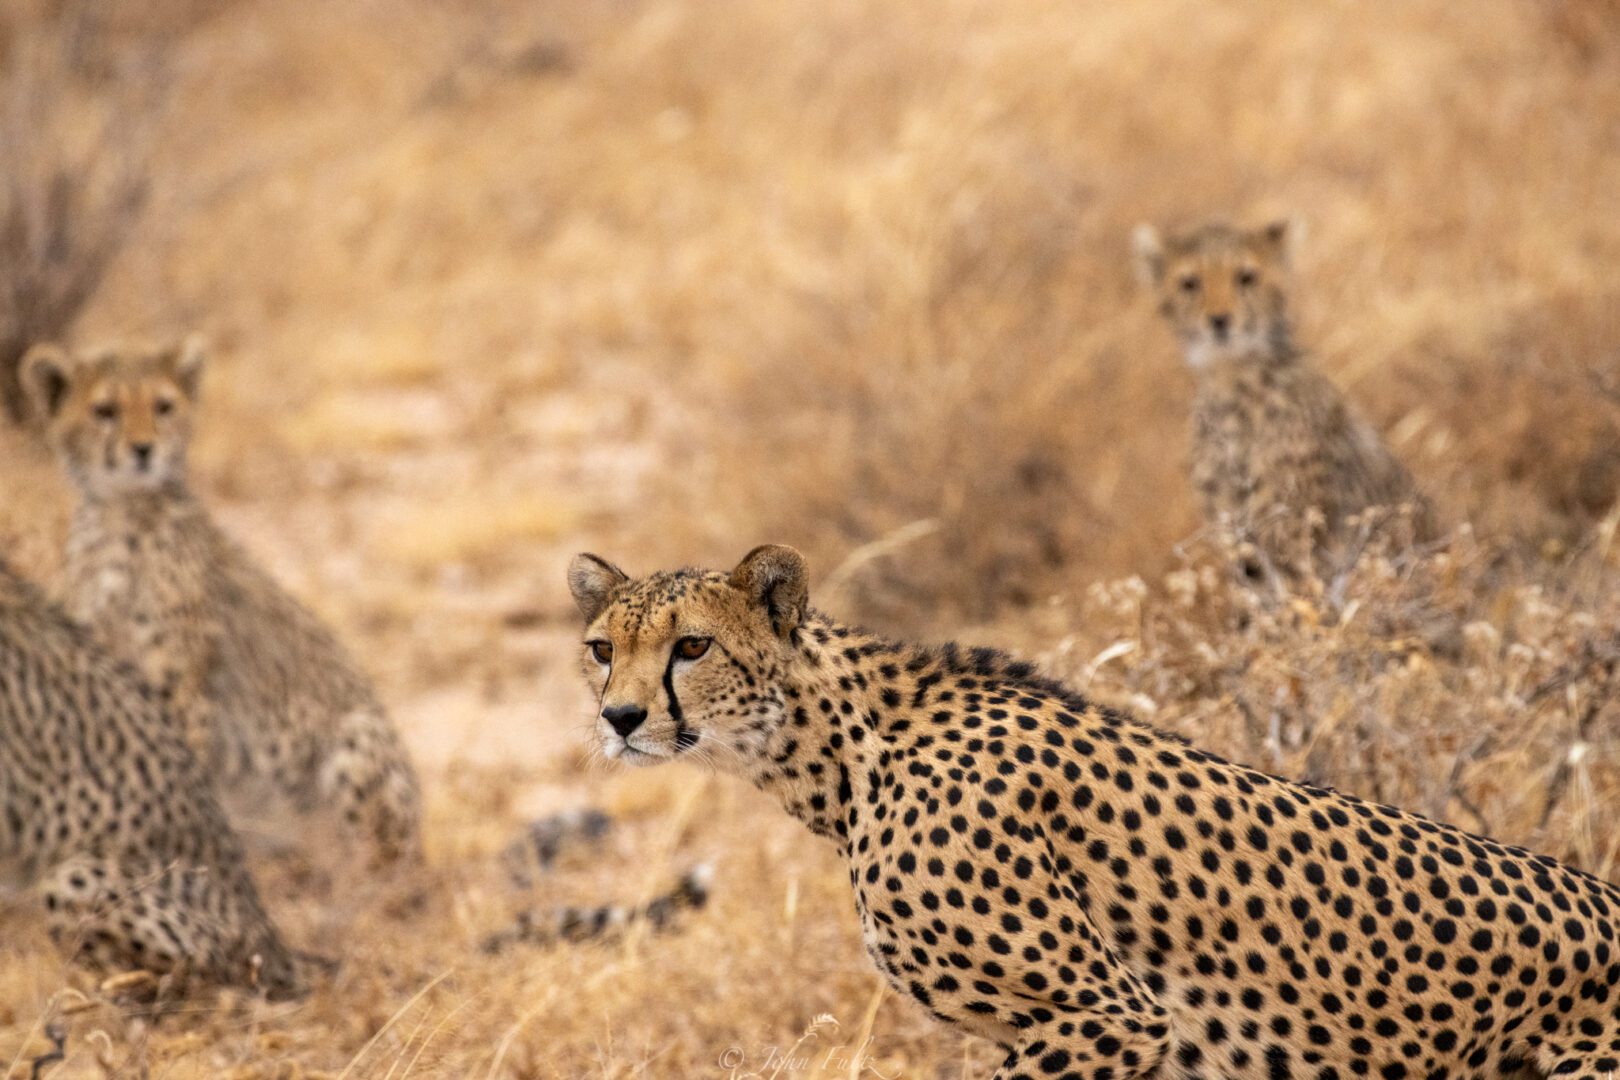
[[1542, 0, 1620, 62], [0, 0, 163, 424], [1033, 519, 1620, 879], [1404, 291, 1620, 539], [694, 142, 1105, 628]]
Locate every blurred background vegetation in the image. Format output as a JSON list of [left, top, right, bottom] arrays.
[[1, 0, 1618, 1076]]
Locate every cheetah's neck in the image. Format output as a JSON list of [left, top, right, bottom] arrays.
[[1190, 327, 1302, 397], [741, 612, 1052, 856], [733, 612, 910, 850], [71, 481, 204, 534]]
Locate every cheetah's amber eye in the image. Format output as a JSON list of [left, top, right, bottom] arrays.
[[154, 397, 175, 416], [93, 401, 118, 422], [1178, 274, 1200, 294], [1236, 267, 1258, 288], [674, 637, 711, 661], [588, 640, 613, 664]]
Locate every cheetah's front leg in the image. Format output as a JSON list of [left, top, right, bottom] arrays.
[[856, 867, 1170, 1080], [317, 706, 423, 866], [989, 1010, 1171, 1080]]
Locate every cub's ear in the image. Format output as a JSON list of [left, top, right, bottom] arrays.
[[730, 544, 808, 638], [20, 343, 75, 421], [1255, 217, 1302, 267], [1131, 224, 1164, 287], [567, 553, 628, 624], [172, 336, 206, 402]]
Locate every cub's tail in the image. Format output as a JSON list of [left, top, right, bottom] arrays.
[[481, 863, 713, 954], [502, 807, 615, 888]]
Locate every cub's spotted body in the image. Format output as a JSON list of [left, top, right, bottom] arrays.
[[1134, 221, 1433, 577], [570, 546, 1620, 1080], [24, 341, 421, 866], [0, 560, 307, 996]]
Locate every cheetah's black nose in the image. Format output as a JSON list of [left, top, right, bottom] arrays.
[[1208, 313, 1231, 338], [130, 443, 154, 468], [602, 704, 647, 738]]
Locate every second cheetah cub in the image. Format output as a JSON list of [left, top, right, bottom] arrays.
[[1133, 220, 1434, 580], [1, 557, 313, 997], [23, 339, 422, 868]]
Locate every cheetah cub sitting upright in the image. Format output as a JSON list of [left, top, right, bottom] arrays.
[[1, 558, 311, 996], [23, 340, 421, 868], [571, 544, 1620, 1080], [1133, 220, 1434, 580]]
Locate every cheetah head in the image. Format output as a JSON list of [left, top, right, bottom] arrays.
[[566, 545, 808, 768], [23, 339, 205, 497], [1132, 219, 1297, 369]]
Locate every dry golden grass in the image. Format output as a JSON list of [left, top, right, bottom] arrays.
[[3, 0, 1620, 1075]]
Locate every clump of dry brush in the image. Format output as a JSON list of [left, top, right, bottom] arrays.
[[1035, 516, 1620, 878], [0, 0, 166, 424]]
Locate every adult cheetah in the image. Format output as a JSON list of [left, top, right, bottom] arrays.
[[22, 339, 421, 867], [1133, 220, 1434, 579], [568, 544, 1620, 1080], [0, 559, 309, 997]]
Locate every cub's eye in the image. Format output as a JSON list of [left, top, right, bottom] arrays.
[[1236, 268, 1258, 288], [1178, 274, 1200, 294], [154, 397, 175, 416], [588, 640, 613, 664], [674, 636, 711, 661], [93, 401, 118, 421]]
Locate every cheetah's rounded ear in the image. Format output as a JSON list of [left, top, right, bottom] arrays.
[[568, 553, 629, 624], [172, 336, 206, 401], [20, 342, 75, 422], [1257, 217, 1303, 267], [1130, 224, 1164, 287], [730, 544, 808, 639]]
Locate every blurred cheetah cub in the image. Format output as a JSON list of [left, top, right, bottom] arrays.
[[24, 340, 422, 867], [1133, 220, 1434, 578], [1, 559, 312, 997]]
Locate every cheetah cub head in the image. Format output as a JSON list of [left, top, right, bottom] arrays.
[[1132, 219, 1297, 369], [566, 545, 808, 768], [23, 339, 205, 497]]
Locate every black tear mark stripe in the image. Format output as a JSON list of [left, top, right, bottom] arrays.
[[665, 649, 698, 751]]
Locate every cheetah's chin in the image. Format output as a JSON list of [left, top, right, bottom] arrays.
[[607, 743, 673, 767]]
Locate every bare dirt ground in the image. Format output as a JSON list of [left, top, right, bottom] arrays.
[[2, 0, 1620, 1075]]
